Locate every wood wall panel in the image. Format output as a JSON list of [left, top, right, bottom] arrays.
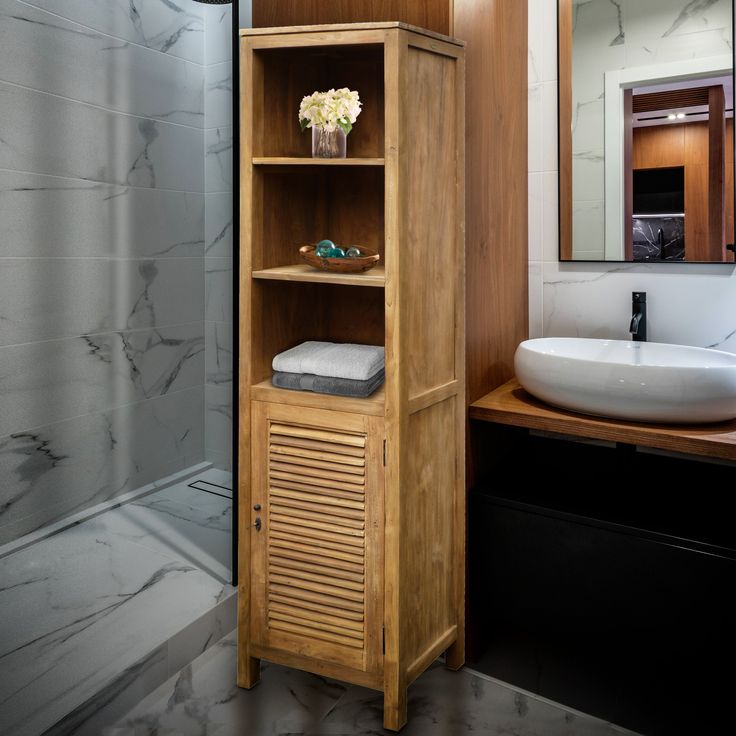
[[633, 120, 734, 261], [253, 1, 451, 36]]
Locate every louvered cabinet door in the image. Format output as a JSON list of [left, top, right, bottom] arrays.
[[250, 402, 385, 676]]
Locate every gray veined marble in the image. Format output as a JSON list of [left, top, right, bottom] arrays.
[[205, 192, 233, 256], [0, 257, 204, 348], [205, 321, 233, 386], [204, 2, 233, 66], [205, 384, 233, 471], [0, 322, 204, 440], [0, 386, 204, 546], [205, 126, 234, 192], [0, 171, 204, 259], [20, 0, 206, 65], [205, 257, 233, 322], [0, 80, 204, 192], [0, 475, 234, 736], [205, 62, 233, 130], [0, 0, 204, 127]]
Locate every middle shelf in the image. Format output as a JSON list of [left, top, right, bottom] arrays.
[[252, 263, 385, 288]]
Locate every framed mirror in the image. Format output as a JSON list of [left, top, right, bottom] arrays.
[[559, 0, 736, 263]]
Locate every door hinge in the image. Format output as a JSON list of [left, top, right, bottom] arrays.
[[382, 626, 386, 654], [383, 439, 387, 466]]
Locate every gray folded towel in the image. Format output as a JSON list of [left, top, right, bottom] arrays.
[[272, 341, 385, 381], [272, 369, 385, 398]]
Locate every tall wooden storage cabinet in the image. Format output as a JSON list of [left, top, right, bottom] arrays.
[[238, 23, 465, 731]]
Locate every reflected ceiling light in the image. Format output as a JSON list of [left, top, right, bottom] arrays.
[[676, 113, 685, 119], [668, 114, 677, 120]]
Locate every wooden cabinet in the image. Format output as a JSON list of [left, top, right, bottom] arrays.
[[238, 23, 465, 730]]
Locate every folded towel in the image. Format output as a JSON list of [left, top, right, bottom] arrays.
[[272, 341, 385, 381], [272, 369, 385, 398]]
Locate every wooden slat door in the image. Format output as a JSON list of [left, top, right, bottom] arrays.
[[250, 402, 385, 675]]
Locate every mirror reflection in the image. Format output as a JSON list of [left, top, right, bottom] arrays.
[[559, 0, 735, 262]]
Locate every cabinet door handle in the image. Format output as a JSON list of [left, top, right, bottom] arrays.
[[254, 517, 262, 532]]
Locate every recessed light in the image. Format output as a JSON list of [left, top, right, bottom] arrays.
[[668, 114, 677, 120], [676, 113, 685, 119]]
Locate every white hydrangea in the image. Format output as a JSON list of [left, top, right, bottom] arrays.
[[299, 88, 362, 135]]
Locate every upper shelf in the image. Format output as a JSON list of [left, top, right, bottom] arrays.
[[252, 263, 385, 288], [253, 157, 385, 167]]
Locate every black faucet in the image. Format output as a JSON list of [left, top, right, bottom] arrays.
[[657, 228, 665, 261], [629, 291, 647, 342]]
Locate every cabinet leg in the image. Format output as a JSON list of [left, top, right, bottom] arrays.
[[445, 636, 465, 671], [237, 655, 261, 689], [383, 683, 407, 731]]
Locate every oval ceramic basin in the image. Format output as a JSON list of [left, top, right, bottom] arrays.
[[515, 338, 736, 424]]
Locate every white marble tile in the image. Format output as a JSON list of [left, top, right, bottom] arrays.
[[197, 467, 233, 492], [106, 483, 232, 583], [206, 321, 233, 387], [541, 171, 560, 262], [0, 0, 204, 127], [572, 153, 605, 203], [0, 387, 205, 545], [528, 84, 543, 173], [205, 384, 233, 466], [542, 261, 736, 351], [0, 516, 230, 736], [21, 0, 206, 65], [541, 81, 558, 171], [528, 172, 543, 261], [205, 257, 233, 322], [571, 200, 605, 259], [205, 192, 233, 257], [205, 61, 233, 130], [0, 323, 204, 439], [0, 171, 204, 259], [529, 0, 558, 84], [205, 126, 233, 192], [0, 258, 203, 348], [205, 447, 232, 473], [529, 262, 544, 339], [0, 80, 204, 192], [205, 3, 233, 66]]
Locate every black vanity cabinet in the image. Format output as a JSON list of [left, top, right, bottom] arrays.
[[468, 430, 736, 736]]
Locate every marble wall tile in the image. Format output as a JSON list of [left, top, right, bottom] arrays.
[[541, 171, 559, 262], [0, 386, 204, 545], [21, 0, 206, 65], [205, 125, 234, 192], [206, 321, 233, 386], [205, 3, 233, 65], [0, 322, 204, 439], [0, 0, 204, 127], [206, 384, 233, 470], [529, 261, 544, 339], [542, 260, 736, 350], [0, 516, 228, 736], [0, 80, 204, 191], [0, 258, 204, 347], [205, 257, 233, 323], [205, 61, 233, 130], [205, 192, 233, 257], [0, 171, 204, 259]]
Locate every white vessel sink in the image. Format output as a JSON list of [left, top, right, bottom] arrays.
[[515, 338, 736, 424]]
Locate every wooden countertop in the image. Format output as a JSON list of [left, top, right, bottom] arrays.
[[470, 379, 736, 462]]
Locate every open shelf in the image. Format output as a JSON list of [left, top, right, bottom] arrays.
[[253, 157, 384, 166], [251, 379, 385, 417], [252, 263, 385, 288]]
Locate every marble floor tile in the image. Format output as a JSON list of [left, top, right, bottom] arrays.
[[0, 513, 231, 736], [197, 467, 233, 492], [0, 172, 204, 260], [104, 484, 232, 583], [108, 633, 638, 736], [107, 634, 348, 736], [0, 0, 204, 127]]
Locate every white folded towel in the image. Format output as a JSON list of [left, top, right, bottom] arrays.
[[272, 341, 385, 381]]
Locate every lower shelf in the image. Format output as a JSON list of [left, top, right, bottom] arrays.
[[250, 379, 385, 416]]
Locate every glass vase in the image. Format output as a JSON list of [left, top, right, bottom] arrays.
[[312, 127, 347, 158]]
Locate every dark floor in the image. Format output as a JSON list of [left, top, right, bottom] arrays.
[[104, 632, 637, 736]]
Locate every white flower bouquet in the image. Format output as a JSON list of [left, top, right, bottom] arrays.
[[299, 88, 362, 135]]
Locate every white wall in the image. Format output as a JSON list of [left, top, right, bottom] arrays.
[[528, 0, 736, 353]]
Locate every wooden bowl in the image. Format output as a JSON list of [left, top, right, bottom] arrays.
[[299, 245, 380, 273]]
